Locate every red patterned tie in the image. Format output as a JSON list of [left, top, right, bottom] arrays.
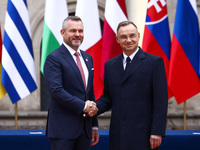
[[74, 52, 86, 90]]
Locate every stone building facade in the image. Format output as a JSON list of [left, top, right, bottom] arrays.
[[0, 0, 200, 129]]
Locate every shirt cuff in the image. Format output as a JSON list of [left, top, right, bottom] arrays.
[[92, 126, 98, 130], [83, 102, 87, 111]]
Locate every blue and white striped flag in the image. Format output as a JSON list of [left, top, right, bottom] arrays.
[[1, 0, 37, 104]]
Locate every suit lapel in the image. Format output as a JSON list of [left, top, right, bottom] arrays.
[[112, 54, 125, 82], [81, 51, 92, 92], [121, 48, 145, 84], [61, 45, 86, 91]]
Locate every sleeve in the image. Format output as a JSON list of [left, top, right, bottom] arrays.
[[88, 55, 99, 127], [96, 62, 112, 115], [44, 54, 85, 115], [151, 57, 168, 136]]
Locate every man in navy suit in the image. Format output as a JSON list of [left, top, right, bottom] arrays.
[[44, 16, 99, 150], [95, 21, 168, 150]]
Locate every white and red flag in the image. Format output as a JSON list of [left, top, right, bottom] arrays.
[[100, 0, 128, 80]]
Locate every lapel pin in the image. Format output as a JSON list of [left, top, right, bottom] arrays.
[[86, 58, 88, 61]]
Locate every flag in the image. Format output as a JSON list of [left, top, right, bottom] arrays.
[[100, 0, 128, 79], [1, 0, 37, 103], [0, 25, 6, 99], [75, 0, 103, 99], [127, 0, 148, 46], [40, 0, 68, 74], [142, 0, 172, 98], [169, 0, 200, 104]]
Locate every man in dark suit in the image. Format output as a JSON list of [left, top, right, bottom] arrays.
[[44, 16, 99, 150], [95, 21, 168, 150]]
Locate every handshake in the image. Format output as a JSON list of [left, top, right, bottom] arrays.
[[83, 100, 98, 117]]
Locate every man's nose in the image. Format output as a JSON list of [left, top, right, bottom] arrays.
[[75, 31, 80, 36], [126, 36, 132, 41]]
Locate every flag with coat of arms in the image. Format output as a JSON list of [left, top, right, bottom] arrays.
[[142, 0, 172, 99]]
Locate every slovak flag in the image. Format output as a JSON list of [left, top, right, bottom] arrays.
[[142, 0, 172, 98], [169, 0, 200, 104]]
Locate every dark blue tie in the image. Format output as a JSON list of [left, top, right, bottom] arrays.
[[125, 57, 131, 72]]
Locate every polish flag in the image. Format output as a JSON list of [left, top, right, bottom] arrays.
[[100, 0, 128, 79], [76, 0, 103, 99]]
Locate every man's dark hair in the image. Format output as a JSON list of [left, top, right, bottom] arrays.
[[116, 21, 138, 33]]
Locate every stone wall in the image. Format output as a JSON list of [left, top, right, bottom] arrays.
[[1, 110, 200, 130], [0, 0, 200, 129]]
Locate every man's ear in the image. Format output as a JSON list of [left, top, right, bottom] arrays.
[[138, 32, 140, 40], [116, 36, 120, 44], [60, 29, 64, 37]]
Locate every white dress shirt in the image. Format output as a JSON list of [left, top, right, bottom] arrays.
[[63, 42, 89, 87], [122, 47, 139, 70]]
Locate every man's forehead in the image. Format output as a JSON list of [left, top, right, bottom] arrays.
[[118, 26, 137, 34], [67, 21, 83, 28], [119, 24, 136, 30]]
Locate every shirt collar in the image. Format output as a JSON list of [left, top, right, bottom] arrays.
[[123, 47, 139, 63], [63, 42, 81, 56]]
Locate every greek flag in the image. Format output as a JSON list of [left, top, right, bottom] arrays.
[[1, 0, 37, 104]]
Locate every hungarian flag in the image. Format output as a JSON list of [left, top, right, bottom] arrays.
[[75, 0, 103, 99], [0, 25, 6, 99], [100, 0, 128, 79], [142, 0, 172, 98], [40, 0, 68, 74], [169, 0, 200, 104]]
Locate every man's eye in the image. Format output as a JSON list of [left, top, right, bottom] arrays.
[[120, 36, 127, 39], [70, 30, 76, 33], [130, 34, 135, 38]]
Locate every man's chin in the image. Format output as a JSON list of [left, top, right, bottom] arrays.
[[125, 47, 134, 51], [73, 41, 82, 45], [72, 43, 81, 48]]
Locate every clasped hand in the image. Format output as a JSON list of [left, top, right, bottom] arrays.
[[83, 100, 98, 117]]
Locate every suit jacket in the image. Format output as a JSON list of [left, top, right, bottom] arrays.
[[96, 47, 168, 150], [44, 44, 98, 139]]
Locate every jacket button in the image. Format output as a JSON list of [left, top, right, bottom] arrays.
[[122, 83, 126, 87], [122, 117, 126, 121], [122, 100, 126, 104]]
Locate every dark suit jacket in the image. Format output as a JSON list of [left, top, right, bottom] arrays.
[[44, 44, 98, 139], [96, 47, 168, 150]]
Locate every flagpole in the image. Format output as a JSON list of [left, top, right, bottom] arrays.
[[183, 101, 186, 130], [15, 102, 18, 129]]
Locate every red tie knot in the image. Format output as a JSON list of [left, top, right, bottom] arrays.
[[74, 52, 79, 57]]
